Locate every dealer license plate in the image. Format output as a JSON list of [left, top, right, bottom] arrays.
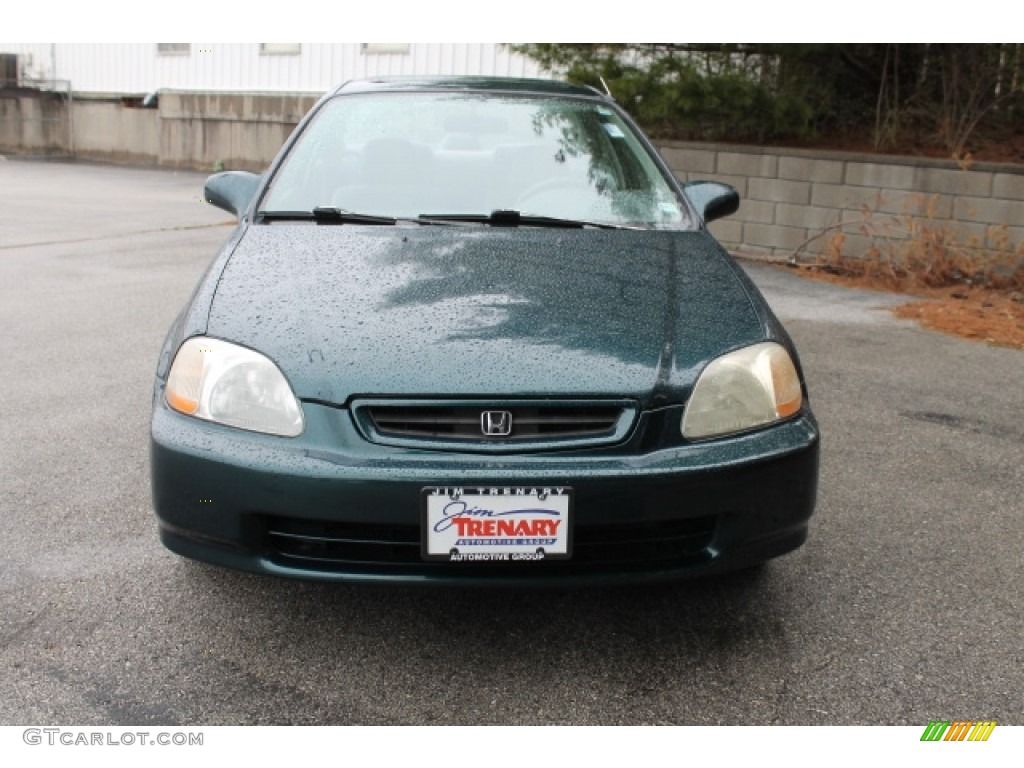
[[422, 487, 572, 562]]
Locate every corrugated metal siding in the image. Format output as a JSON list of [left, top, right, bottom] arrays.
[[0, 43, 545, 94]]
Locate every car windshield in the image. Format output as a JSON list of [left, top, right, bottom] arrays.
[[260, 90, 693, 229]]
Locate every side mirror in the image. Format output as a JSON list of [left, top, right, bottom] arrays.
[[683, 181, 740, 224], [204, 171, 261, 219]]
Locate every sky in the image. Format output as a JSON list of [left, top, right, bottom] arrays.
[[6, 1, 1016, 44]]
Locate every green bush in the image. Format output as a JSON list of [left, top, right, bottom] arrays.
[[511, 44, 1023, 156]]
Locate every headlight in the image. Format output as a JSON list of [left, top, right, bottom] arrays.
[[682, 342, 802, 439], [165, 337, 304, 437]]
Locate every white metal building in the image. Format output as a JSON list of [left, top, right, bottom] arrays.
[[0, 43, 545, 94]]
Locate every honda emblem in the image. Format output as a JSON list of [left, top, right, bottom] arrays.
[[481, 410, 513, 437]]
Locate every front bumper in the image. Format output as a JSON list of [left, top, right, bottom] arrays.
[[150, 398, 820, 586]]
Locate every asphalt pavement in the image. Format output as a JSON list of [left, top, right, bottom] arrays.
[[0, 158, 1021, 725]]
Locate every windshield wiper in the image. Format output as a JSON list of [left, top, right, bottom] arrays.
[[417, 210, 638, 230], [260, 208, 461, 226], [312, 207, 397, 225], [257, 208, 398, 225], [261, 208, 636, 229]]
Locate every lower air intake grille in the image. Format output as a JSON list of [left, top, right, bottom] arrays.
[[264, 515, 717, 575]]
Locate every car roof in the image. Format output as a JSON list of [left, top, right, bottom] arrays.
[[330, 76, 608, 100]]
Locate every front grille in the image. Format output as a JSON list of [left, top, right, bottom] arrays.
[[264, 515, 716, 575], [369, 405, 622, 441]]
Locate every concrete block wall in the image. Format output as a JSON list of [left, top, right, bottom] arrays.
[[660, 140, 1024, 261], [156, 91, 319, 171], [0, 89, 320, 172], [3, 91, 1023, 258], [0, 91, 68, 155], [73, 100, 159, 165]]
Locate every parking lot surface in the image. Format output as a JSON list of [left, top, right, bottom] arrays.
[[1, 159, 1021, 725]]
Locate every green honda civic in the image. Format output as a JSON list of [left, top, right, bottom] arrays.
[[150, 76, 819, 585]]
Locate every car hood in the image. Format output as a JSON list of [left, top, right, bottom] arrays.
[[205, 224, 766, 407]]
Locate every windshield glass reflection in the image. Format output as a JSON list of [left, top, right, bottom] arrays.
[[261, 92, 691, 229]]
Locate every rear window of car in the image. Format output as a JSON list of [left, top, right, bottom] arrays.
[[260, 90, 692, 229]]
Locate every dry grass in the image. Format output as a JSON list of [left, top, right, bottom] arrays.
[[790, 195, 1024, 350], [797, 194, 1024, 292]]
